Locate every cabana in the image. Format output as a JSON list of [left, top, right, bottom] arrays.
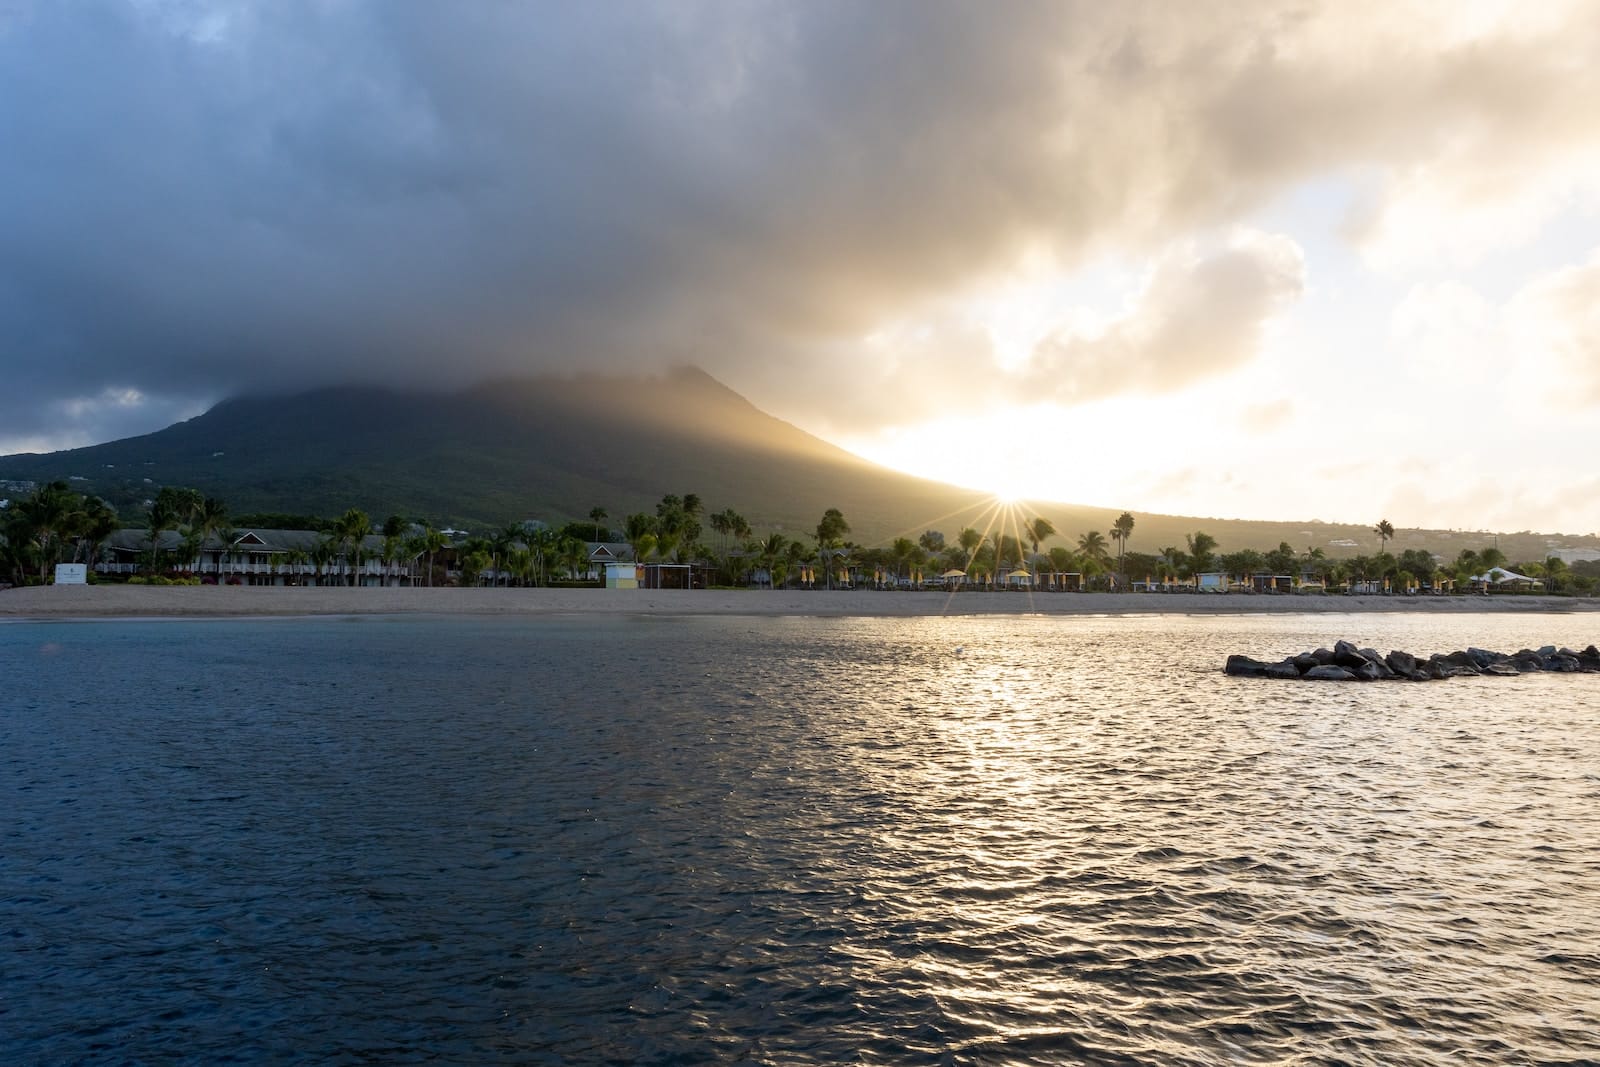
[[1468, 566, 1543, 592], [641, 562, 697, 589]]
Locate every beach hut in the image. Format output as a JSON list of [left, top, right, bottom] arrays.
[[1468, 566, 1543, 592], [603, 561, 637, 589]]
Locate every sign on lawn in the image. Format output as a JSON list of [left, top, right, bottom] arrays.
[[54, 563, 87, 585]]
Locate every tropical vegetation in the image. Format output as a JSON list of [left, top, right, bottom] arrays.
[[3, 483, 1595, 597]]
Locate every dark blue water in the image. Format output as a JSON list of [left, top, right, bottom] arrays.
[[4, 613, 1598, 1065]]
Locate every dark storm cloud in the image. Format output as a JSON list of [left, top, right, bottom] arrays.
[[3, 1, 1599, 449]]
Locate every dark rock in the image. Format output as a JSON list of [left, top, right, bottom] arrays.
[[1385, 649, 1418, 676], [1225, 655, 1273, 677], [1437, 665, 1481, 678], [1351, 660, 1384, 681], [1511, 650, 1545, 672], [1437, 651, 1481, 674], [1333, 640, 1370, 670], [1304, 665, 1358, 681], [1228, 639, 1599, 683]]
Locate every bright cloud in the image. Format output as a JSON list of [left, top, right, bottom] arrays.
[[1506, 251, 1600, 405], [3, 1, 1600, 529], [1022, 232, 1305, 403]]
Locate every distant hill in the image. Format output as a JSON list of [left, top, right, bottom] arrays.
[[1, 368, 1592, 561]]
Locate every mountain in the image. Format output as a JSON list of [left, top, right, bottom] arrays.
[[0, 368, 999, 542], [0, 368, 1585, 560]]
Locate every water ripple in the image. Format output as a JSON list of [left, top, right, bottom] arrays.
[[4, 612, 1598, 1064]]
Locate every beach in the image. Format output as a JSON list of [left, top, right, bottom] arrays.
[[4, 584, 1597, 619]]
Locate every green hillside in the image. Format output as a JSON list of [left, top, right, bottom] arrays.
[[2, 368, 1594, 561]]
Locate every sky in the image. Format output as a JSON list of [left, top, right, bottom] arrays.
[[3, 0, 1599, 534]]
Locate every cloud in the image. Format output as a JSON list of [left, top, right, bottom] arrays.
[[3, 0, 1600, 449], [1022, 232, 1305, 401], [1389, 281, 1506, 382], [1239, 399, 1295, 436], [1506, 251, 1600, 404], [1388, 250, 1600, 402], [1380, 467, 1600, 538]]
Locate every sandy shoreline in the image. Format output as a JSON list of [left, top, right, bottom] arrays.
[[4, 584, 1598, 620]]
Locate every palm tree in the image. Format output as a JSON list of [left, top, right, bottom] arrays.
[[177, 525, 205, 575], [15, 481, 77, 582], [709, 510, 732, 573], [422, 527, 449, 587], [623, 513, 657, 567], [707, 508, 752, 585], [145, 485, 203, 576], [144, 495, 181, 577], [490, 525, 522, 588], [758, 532, 787, 589], [555, 534, 588, 581], [1111, 512, 1135, 575], [1158, 546, 1182, 583], [185, 495, 230, 577], [1047, 545, 1075, 589], [1076, 530, 1110, 569], [310, 536, 338, 586], [814, 508, 850, 589], [589, 506, 609, 543], [505, 547, 534, 586], [334, 509, 372, 587], [1544, 555, 1569, 593], [522, 527, 556, 585], [194, 496, 228, 542], [74, 497, 119, 572], [783, 539, 808, 589], [1374, 519, 1395, 553], [957, 527, 984, 566], [1185, 531, 1218, 574], [379, 532, 403, 586], [282, 547, 309, 586], [890, 537, 917, 584], [459, 543, 491, 587], [1026, 517, 1055, 556]]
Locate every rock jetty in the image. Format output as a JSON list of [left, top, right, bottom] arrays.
[[1225, 639, 1600, 681]]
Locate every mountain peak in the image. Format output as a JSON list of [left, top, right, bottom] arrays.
[[0, 369, 965, 538]]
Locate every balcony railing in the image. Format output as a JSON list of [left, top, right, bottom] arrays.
[[97, 559, 416, 579]]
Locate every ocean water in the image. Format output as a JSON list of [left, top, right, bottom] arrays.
[[3, 611, 1598, 1066]]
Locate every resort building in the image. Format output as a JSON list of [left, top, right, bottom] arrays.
[[96, 528, 419, 586]]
